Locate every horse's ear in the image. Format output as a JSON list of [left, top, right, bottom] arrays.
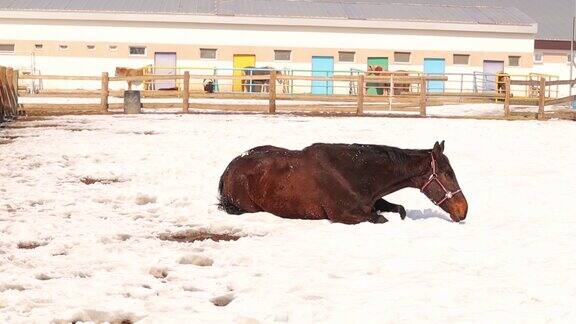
[[433, 141, 444, 156], [440, 140, 445, 152]]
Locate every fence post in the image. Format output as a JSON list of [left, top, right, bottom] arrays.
[[538, 77, 546, 120], [101, 72, 109, 113], [419, 77, 427, 117], [0, 66, 5, 121], [389, 74, 394, 111], [12, 69, 19, 116], [5, 68, 17, 117], [356, 74, 364, 115], [504, 76, 511, 119], [268, 71, 276, 114], [183, 71, 190, 113]]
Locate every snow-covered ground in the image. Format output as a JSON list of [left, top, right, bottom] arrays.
[[0, 113, 575, 323]]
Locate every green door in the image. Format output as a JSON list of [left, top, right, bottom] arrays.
[[367, 57, 389, 95]]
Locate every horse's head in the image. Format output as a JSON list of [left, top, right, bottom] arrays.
[[419, 141, 468, 222]]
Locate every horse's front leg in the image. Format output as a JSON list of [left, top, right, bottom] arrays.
[[374, 198, 407, 220]]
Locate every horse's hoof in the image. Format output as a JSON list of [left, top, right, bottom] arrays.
[[373, 215, 388, 224], [398, 206, 407, 220]]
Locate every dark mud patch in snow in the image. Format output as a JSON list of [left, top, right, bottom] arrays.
[[7, 124, 62, 129], [159, 230, 242, 243], [17, 240, 48, 249], [0, 138, 13, 145], [80, 177, 122, 185]]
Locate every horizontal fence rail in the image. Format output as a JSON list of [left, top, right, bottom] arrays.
[[11, 69, 576, 120]]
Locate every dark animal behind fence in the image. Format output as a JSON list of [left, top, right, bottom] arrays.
[[219, 142, 468, 224]]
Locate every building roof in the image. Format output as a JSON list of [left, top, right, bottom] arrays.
[[0, 0, 536, 28], [355, 0, 572, 41]]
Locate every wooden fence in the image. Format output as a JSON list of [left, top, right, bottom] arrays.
[[510, 77, 576, 120], [13, 70, 576, 120], [0, 66, 19, 122]]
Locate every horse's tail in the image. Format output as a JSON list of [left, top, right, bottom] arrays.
[[218, 173, 245, 215]]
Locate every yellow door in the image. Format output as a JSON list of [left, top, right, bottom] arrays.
[[233, 54, 256, 92]]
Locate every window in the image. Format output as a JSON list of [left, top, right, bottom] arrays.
[[508, 56, 521, 67], [200, 48, 217, 60], [129, 46, 146, 56], [534, 52, 543, 64], [59, 44, 69, 51], [338, 51, 355, 62], [34, 44, 44, 50], [274, 50, 291, 61], [86, 45, 96, 51], [0, 44, 15, 54], [109, 45, 118, 52], [453, 54, 470, 65], [394, 52, 411, 63]]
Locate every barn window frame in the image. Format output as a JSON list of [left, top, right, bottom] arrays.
[[58, 44, 70, 51], [394, 52, 411, 64], [86, 44, 96, 51], [200, 48, 217, 60], [0, 43, 15, 54], [34, 44, 44, 51], [453, 54, 470, 65], [109, 45, 119, 52], [508, 55, 521, 67], [129, 46, 147, 56], [534, 52, 543, 64], [274, 50, 291, 62], [338, 51, 356, 63]]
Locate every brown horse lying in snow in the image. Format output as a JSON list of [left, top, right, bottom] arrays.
[[219, 141, 468, 224]]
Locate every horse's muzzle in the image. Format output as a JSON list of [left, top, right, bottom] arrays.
[[450, 198, 468, 222]]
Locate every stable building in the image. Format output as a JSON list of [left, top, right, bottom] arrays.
[[0, 0, 564, 94]]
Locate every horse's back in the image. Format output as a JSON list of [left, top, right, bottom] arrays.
[[219, 145, 325, 219]]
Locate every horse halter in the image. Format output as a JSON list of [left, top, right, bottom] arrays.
[[420, 154, 462, 206]]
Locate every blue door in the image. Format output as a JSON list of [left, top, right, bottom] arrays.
[[312, 56, 334, 95], [424, 58, 446, 93]]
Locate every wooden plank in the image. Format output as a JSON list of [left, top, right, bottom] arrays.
[[21, 103, 102, 110], [110, 75, 185, 82], [0, 66, 5, 120], [545, 95, 576, 106], [538, 77, 546, 120], [12, 69, 19, 116], [545, 80, 576, 86], [19, 90, 103, 98], [419, 78, 427, 117], [101, 72, 109, 113], [356, 74, 364, 115], [19, 75, 102, 81], [504, 76, 511, 118], [183, 71, 190, 113], [365, 75, 448, 82], [268, 70, 276, 114]]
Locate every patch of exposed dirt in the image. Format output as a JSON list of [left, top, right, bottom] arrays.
[[80, 177, 122, 185], [159, 230, 242, 243], [0, 138, 14, 145], [7, 124, 62, 129], [17, 241, 48, 249]]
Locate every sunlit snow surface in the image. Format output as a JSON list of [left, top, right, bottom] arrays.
[[0, 114, 574, 323]]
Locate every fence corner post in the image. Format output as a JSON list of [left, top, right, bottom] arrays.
[[419, 77, 427, 117], [183, 71, 190, 113], [13, 69, 19, 116], [504, 76, 511, 119], [268, 70, 277, 114], [101, 72, 109, 113], [538, 77, 546, 120], [356, 74, 364, 115]]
